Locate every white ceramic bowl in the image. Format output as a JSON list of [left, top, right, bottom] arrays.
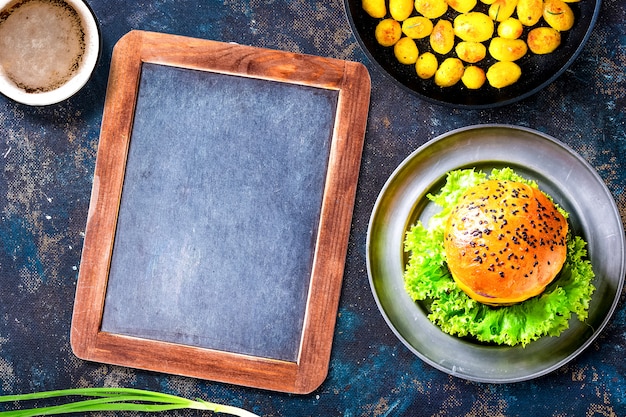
[[0, 0, 100, 106]]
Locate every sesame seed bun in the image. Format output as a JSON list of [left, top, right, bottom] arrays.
[[443, 180, 568, 305]]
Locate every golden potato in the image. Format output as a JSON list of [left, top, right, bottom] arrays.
[[527, 26, 562, 54], [415, 0, 448, 19], [402, 16, 434, 39], [434, 57, 465, 87], [430, 19, 455, 55], [488, 0, 518, 22], [375, 18, 402, 47], [394, 37, 419, 64], [362, 0, 575, 90], [543, 0, 575, 31], [389, 0, 414, 21], [455, 41, 487, 63], [361, 0, 386, 18], [488, 37, 528, 61], [486, 61, 521, 88], [516, 0, 543, 26], [461, 65, 486, 89], [454, 12, 494, 43], [446, 0, 478, 13], [416, 52, 438, 79], [497, 18, 523, 39]]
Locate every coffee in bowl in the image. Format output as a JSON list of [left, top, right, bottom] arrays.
[[0, 0, 99, 106]]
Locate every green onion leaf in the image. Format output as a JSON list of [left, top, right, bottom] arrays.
[[0, 387, 259, 417]]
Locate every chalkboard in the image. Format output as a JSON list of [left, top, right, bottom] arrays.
[[71, 31, 370, 394], [101, 62, 336, 362]]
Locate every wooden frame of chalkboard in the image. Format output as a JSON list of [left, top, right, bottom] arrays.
[[70, 30, 370, 394]]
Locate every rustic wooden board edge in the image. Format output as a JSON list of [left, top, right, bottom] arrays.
[[70, 30, 371, 394]]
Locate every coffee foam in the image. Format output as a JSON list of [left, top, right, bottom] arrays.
[[0, 0, 85, 93], [0, 0, 99, 105]]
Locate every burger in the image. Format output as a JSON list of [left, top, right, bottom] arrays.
[[403, 168, 595, 346], [444, 180, 568, 305]]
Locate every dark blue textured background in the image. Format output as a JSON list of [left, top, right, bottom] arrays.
[[1, 0, 625, 416]]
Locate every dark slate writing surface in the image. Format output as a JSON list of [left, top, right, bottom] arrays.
[[100, 63, 338, 362]]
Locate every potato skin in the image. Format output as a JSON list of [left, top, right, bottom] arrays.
[[430, 19, 455, 55], [454, 12, 494, 43], [455, 41, 487, 63], [447, 0, 478, 13], [516, 0, 543, 26], [543, 0, 575, 31], [527, 26, 562, 54], [414, 0, 448, 19], [416, 52, 439, 79], [402, 16, 434, 39], [497, 17, 523, 39], [394, 37, 419, 64], [486, 61, 521, 88], [488, 37, 528, 61], [361, 0, 386, 18], [488, 0, 518, 22], [461, 65, 486, 89], [389, 0, 414, 21], [375, 19, 402, 47], [434, 57, 465, 87]]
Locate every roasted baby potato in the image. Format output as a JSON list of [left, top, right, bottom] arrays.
[[394, 37, 419, 64], [414, 0, 448, 19], [375, 18, 402, 47], [361, 0, 386, 18], [497, 17, 523, 39], [516, 0, 543, 26], [416, 52, 439, 79], [461, 65, 486, 89], [527, 26, 562, 54], [488, 37, 528, 61], [456, 41, 487, 63], [486, 61, 521, 88], [454, 12, 494, 43], [447, 0, 478, 13], [361, 0, 579, 90], [435, 57, 465, 87], [488, 0, 518, 22], [389, 0, 414, 21], [543, 0, 575, 31], [402, 16, 434, 39], [430, 19, 455, 55]]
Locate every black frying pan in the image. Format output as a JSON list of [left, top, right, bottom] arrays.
[[343, 0, 601, 108]]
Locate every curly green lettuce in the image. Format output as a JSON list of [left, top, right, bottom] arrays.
[[403, 168, 595, 347]]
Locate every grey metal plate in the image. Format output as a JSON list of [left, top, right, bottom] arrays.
[[366, 124, 625, 383]]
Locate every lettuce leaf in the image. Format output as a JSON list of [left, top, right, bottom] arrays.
[[403, 168, 595, 347]]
